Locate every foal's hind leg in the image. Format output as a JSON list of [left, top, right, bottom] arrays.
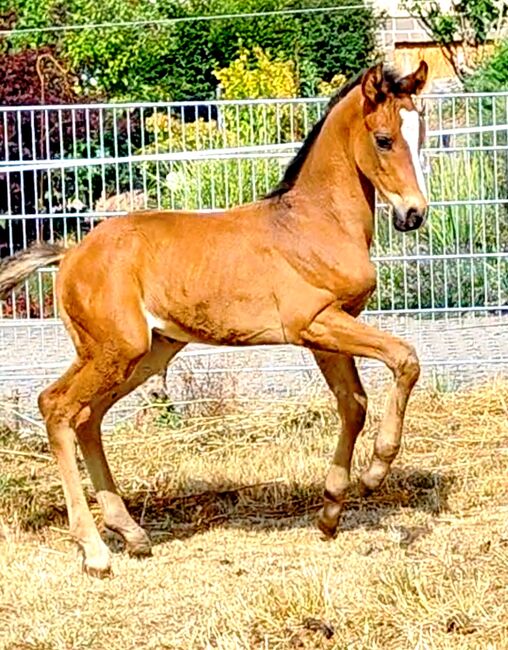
[[75, 337, 184, 557], [39, 331, 151, 576], [39, 361, 122, 576], [313, 352, 367, 538]]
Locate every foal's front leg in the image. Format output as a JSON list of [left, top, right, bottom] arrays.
[[312, 352, 367, 537], [303, 305, 420, 503]]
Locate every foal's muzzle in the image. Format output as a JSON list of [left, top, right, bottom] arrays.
[[392, 206, 428, 232]]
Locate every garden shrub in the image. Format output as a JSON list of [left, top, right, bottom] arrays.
[[214, 46, 298, 100], [214, 46, 308, 149], [140, 106, 282, 210], [4, 0, 380, 101], [138, 48, 319, 211], [465, 39, 508, 91], [0, 45, 149, 256], [0, 46, 85, 253]]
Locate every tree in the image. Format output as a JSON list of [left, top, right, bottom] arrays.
[[163, 0, 380, 99], [1, 0, 181, 100], [404, 0, 506, 81], [1, 0, 381, 101], [465, 37, 508, 90], [0, 46, 84, 253], [0, 44, 141, 254], [214, 46, 299, 99]]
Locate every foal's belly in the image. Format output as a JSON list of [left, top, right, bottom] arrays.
[[144, 310, 198, 343], [143, 304, 288, 347]]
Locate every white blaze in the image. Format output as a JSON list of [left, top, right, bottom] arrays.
[[399, 108, 427, 199]]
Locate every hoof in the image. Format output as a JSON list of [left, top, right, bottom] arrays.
[[359, 470, 385, 497], [83, 559, 112, 579], [358, 480, 374, 498], [79, 539, 112, 578], [316, 510, 339, 540], [126, 541, 152, 557], [126, 534, 152, 558], [105, 523, 152, 558]]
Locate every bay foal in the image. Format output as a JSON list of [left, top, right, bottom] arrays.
[[0, 61, 429, 576]]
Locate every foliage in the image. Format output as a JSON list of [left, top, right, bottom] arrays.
[[404, 0, 504, 81], [317, 73, 348, 97], [465, 39, 508, 90], [0, 45, 143, 251], [372, 142, 508, 313], [0, 45, 78, 105], [1, 273, 55, 317], [145, 157, 282, 212], [215, 46, 310, 151], [163, 0, 379, 99], [214, 46, 298, 100], [145, 113, 234, 151], [141, 109, 281, 210], [140, 47, 312, 213], [3, 0, 380, 101], [2, 0, 179, 100], [0, 46, 84, 244]]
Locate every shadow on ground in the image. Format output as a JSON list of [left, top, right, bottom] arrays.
[[0, 425, 455, 549], [109, 466, 455, 551]]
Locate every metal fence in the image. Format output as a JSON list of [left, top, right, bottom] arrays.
[[0, 92, 507, 426]]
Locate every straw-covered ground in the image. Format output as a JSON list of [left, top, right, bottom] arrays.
[[0, 380, 507, 650]]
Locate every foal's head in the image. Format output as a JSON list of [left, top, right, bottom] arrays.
[[355, 61, 429, 232]]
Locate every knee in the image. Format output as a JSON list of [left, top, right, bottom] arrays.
[[38, 384, 68, 428], [38, 385, 74, 447], [38, 387, 55, 421]]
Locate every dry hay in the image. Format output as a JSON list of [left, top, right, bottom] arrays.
[[0, 380, 507, 649]]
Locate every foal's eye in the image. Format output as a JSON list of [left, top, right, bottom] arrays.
[[375, 135, 393, 151]]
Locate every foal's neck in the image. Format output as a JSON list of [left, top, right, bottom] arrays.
[[293, 88, 375, 246]]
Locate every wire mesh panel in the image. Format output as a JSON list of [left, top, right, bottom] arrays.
[[371, 92, 508, 318], [1, 93, 507, 320], [0, 93, 507, 427], [0, 98, 325, 318]]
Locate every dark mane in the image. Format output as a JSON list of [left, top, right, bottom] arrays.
[[266, 66, 402, 199]]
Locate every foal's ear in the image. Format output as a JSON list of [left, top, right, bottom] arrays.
[[399, 60, 428, 96], [362, 63, 387, 107]]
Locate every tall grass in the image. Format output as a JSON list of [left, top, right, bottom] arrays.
[[371, 145, 508, 313]]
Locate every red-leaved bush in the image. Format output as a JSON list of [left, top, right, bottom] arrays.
[[0, 45, 89, 256], [0, 44, 142, 259]]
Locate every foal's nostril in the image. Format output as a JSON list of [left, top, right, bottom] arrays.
[[406, 207, 424, 229], [406, 207, 419, 223], [392, 206, 426, 232]]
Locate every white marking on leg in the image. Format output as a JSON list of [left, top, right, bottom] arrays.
[[399, 108, 427, 199]]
